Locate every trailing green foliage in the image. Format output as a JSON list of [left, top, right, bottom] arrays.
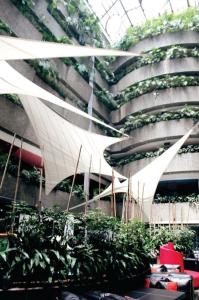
[[28, 59, 88, 111], [108, 144, 199, 167], [122, 106, 199, 133], [9, 1, 93, 81], [4, 94, 22, 107], [48, 0, 105, 47], [116, 75, 199, 108], [95, 59, 115, 84], [117, 8, 199, 50], [154, 193, 199, 204], [10, 0, 56, 42], [0, 20, 14, 35], [115, 46, 199, 83], [95, 88, 117, 110], [0, 208, 149, 286]]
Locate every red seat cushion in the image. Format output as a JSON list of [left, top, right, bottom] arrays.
[[185, 269, 199, 288]]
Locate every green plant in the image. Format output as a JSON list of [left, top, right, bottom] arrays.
[[108, 144, 199, 167], [48, 0, 105, 47], [154, 193, 199, 204], [146, 226, 195, 256], [95, 88, 117, 110], [0, 20, 14, 35], [115, 75, 199, 108], [114, 46, 199, 84], [0, 208, 150, 286], [117, 8, 199, 50], [121, 106, 199, 133]]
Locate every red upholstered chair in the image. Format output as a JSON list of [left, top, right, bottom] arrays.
[[160, 242, 199, 288]]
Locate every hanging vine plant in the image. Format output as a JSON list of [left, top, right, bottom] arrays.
[[114, 46, 199, 84], [115, 75, 199, 108], [116, 8, 199, 50], [121, 105, 199, 133], [107, 144, 199, 167], [154, 193, 199, 204]]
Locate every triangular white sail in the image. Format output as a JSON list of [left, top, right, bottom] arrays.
[[71, 123, 198, 218], [0, 36, 140, 60], [19, 95, 126, 194], [0, 60, 127, 136]]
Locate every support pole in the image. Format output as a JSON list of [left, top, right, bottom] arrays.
[[98, 158, 101, 206], [85, 155, 92, 214], [168, 201, 171, 229], [11, 138, 23, 233], [37, 156, 44, 212], [127, 173, 131, 221], [111, 169, 116, 217], [66, 145, 82, 212], [0, 133, 16, 190], [121, 193, 126, 221], [137, 181, 140, 218], [140, 183, 145, 222], [187, 202, 190, 224]]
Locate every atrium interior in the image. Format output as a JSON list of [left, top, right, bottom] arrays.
[[0, 0, 199, 298]]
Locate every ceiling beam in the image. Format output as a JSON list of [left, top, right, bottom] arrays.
[[118, 0, 134, 27]]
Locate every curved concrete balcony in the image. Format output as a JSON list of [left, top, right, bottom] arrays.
[[111, 57, 199, 95], [113, 31, 199, 72], [111, 119, 199, 153], [117, 152, 199, 178], [111, 86, 199, 124]]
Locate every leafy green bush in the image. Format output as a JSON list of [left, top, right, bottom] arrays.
[[0, 208, 150, 286], [147, 226, 195, 256]]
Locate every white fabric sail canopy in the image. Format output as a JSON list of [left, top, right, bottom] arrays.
[[71, 123, 197, 217], [0, 36, 140, 60], [19, 95, 126, 195], [0, 60, 126, 136]]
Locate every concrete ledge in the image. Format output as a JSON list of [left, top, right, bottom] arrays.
[[110, 119, 198, 153], [113, 31, 199, 72], [32, 0, 109, 91], [0, 0, 42, 39], [111, 57, 199, 94], [117, 152, 199, 178], [111, 86, 199, 124], [151, 202, 199, 224]]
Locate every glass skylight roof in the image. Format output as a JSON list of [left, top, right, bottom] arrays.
[[86, 0, 199, 43]]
